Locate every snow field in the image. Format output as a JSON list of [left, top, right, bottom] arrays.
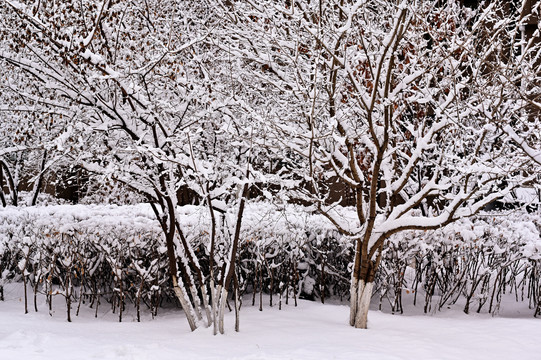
[[1, 283, 540, 360]]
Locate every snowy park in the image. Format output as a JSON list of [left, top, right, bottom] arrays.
[[2, 0, 541, 359]]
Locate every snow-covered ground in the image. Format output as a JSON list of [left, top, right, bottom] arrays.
[[1, 284, 539, 360]]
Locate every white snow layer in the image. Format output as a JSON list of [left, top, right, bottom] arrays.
[[0, 283, 540, 360]]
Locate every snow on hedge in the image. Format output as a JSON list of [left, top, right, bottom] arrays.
[[0, 203, 540, 321]]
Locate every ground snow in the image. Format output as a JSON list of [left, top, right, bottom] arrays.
[[0, 284, 539, 360]]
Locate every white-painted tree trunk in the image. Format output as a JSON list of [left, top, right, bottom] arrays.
[[350, 279, 373, 329], [349, 279, 358, 326], [200, 281, 212, 327], [234, 285, 240, 332], [172, 276, 197, 331], [189, 284, 203, 321], [217, 286, 228, 334], [210, 279, 218, 335]]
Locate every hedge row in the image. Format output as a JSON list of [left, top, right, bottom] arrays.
[[1, 204, 540, 321]]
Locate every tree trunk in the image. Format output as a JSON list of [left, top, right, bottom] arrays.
[[23, 270, 28, 314], [211, 278, 218, 335], [0, 166, 6, 207], [172, 275, 197, 332], [349, 279, 374, 329], [149, 201, 198, 331], [33, 266, 39, 312], [0, 160, 17, 206], [177, 230, 210, 325], [217, 174, 250, 334], [30, 149, 47, 206], [349, 241, 377, 329], [234, 272, 240, 332], [66, 273, 71, 322], [217, 286, 227, 334], [207, 190, 219, 331]]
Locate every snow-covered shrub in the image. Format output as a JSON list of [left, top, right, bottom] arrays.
[[0, 205, 167, 320], [232, 203, 352, 305], [376, 212, 541, 315]]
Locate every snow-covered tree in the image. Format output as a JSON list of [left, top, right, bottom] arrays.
[[0, 0, 278, 332], [0, 59, 69, 206], [218, 0, 541, 328], [0, 0, 222, 331]]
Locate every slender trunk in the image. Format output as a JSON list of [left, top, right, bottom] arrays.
[[0, 166, 6, 207], [184, 269, 203, 321], [176, 223, 208, 323], [66, 273, 71, 322], [172, 275, 197, 331], [136, 281, 144, 322], [234, 288, 240, 332], [234, 272, 240, 332], [259, 263, 263, 312], [76, 265, 85, 317], [218, 286, 227, 334], [320, 254, 326, 304], [23, 272, 28, 314], [33, 270, 39, 312], [75, 286, 82, 317], [269, 263, 274, 307], [293, 262, 298, 307], [349, 278, 358, 326], [49, 289, 54, 316], [222, 181, 249, 293], [206, 188, 218, 328], [488, 270, 503, 314], [47, 272, 53, 316], [94, 289, 100, 318], [31, 150, 47, 206], [118, 276, 123, 323], [173, 229, 202, 323], [218, 171, 250, 333], [0, 161, 17, 206], [211, 279, 218, 335], [199, 273, 211, 327], [252, 269, 257, 306]]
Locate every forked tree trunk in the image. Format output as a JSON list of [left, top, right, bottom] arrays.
[[175, 225, 211, 326]]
